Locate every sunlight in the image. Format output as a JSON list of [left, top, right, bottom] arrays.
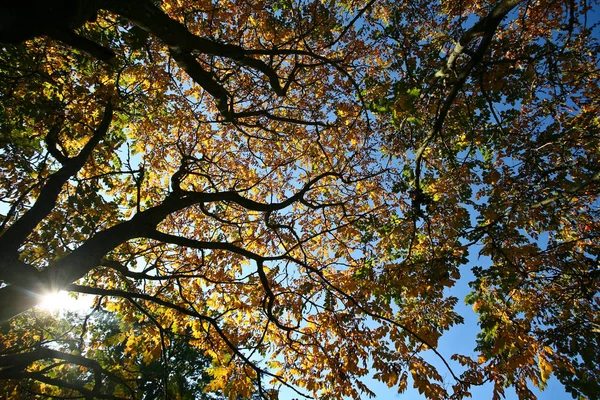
[[38, 291, 92, 312]]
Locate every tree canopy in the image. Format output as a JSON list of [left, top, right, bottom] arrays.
[[0, 0, 599, 399]]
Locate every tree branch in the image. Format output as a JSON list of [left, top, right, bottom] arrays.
[[0, 101, 114, 281], [102, 0, 290, 119], [415, 0, 523, 191], [0, 347, 133, 399], [68, 283, 311, 399], [442, 0, 524, 74]]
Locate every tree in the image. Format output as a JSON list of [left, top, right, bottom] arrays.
[[0, 307, 262, 399], [0, 0, 598, 399]]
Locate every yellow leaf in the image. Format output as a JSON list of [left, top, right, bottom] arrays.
[[538, 354, 553, 383]]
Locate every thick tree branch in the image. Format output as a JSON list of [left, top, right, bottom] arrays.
[[0, 1, 115, 62], [48, 29, 116, 63], [0, 347, 132, 398], [231, 109, 331, 127], [169, 49, 232, 118], [442, 0, 524, 74], [0, 193, 193, 322], [177, 171, 342, 212], [0, 167, 342, 322], [44, 123, 69, 165], [102, 0, 289, 119], [0, 102, 114, 282], [415, 0, 523, 191], [146, 230, 267, 262]]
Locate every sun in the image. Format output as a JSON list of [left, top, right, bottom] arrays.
[[38, 290, 92, 312]]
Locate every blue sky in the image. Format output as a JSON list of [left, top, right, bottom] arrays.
[[365, 263, 575, 400], [273, 252, 576, 400]]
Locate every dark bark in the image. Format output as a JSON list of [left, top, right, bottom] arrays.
[[101, 0, 288, 119], [0, 347, 131, 399], [0, 194, 191, 323], [49, 29, 116, 63], [0, 0, 115, 61], [0, 164, 339, 323], [0, 103, 114, 284]]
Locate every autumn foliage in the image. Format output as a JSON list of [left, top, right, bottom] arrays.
[[0, 0, 599, 399]]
